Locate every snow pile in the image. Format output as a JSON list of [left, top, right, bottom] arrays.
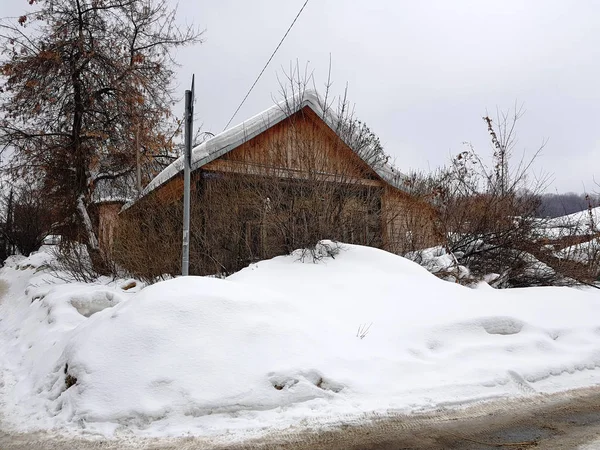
[[404, 245, 471, 282], [2, 243, 600, 439], [404, 245, 456, 273], [556, 238, 600, 265], [543, 206, 600, 239], [0, 249, 139, 433], [48, 277, 323, 430], [10, 249, 53, 271]]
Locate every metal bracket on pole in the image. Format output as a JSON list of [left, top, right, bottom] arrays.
[[182, 75, 194, 276]]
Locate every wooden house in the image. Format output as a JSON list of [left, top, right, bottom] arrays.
[[105, 91, 440, 277]]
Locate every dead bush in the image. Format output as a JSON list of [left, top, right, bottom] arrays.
[[404, 107, 600, 288]]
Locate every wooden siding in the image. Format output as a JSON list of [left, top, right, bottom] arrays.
[[97, 202, 122, 257], [203, 106, 381, 184], [381, 187, 442, 254], [113, 104, 441, 265]]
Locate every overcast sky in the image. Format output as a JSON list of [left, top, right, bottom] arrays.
[[2, 0, 599, 193]]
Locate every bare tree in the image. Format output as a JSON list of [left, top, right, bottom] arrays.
[[403, 107, 600, 287], [0, 0, 202, 272], [402, 107, 558, 287], [0, 181, 54, 257]]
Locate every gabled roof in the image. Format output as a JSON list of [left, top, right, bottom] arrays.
[[124, 90, 406, 209]]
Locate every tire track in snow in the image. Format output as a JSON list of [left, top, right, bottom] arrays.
[[507, 369, 538, 394]]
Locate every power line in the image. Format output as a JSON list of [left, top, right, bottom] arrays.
[[222, 0, 309, 131]]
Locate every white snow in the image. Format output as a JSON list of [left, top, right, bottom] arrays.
[[556, 238, 600, 264], [580, 438, 600, 450], [542, 206, 600, 239], [403, 245, 472, 282], [554, 206, 600, 230], [2, 243, 600, 441]]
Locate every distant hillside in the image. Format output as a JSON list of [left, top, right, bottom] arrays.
[[537, 193, 600, 218]]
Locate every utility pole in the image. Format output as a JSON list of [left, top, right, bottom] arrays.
[[6, 188, 13, 256], [135, 122, 141, 194], [181, 75, 194, 276]]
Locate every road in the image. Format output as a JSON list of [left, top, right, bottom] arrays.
[[3, 386, 600, 449]]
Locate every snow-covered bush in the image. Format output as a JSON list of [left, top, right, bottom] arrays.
[[402, 109, 599, 288], [294, 239, 342, 262], [404, 246, 472, 284]]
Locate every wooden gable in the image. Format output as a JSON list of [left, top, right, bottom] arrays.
[[202, 106, 384, 186]]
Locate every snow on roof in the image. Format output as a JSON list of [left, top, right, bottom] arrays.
[[92, 175, 138, 205], [123, 90, 407, 210]]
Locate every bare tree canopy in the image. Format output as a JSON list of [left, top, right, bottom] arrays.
[[0, 182, 54, 257], [0, 0, 202, 271]]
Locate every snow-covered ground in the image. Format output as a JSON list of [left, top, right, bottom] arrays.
[[580, 439, 600, 450], [2, 243, 600, 443], [556, 238, 600, 263], [542, 206, 600, 239]]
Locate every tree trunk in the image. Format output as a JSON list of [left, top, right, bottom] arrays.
[[75, 195, 110, 275]]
